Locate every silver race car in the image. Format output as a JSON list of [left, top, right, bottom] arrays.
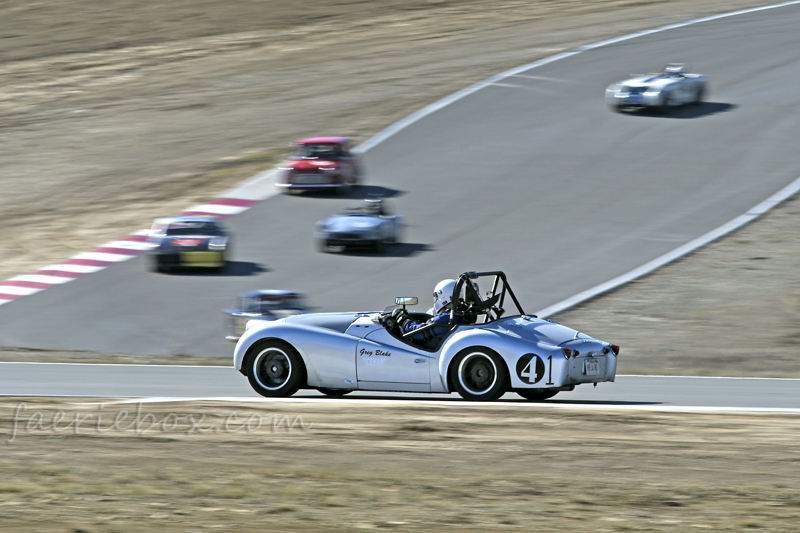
[[606, 64, 707, 112], [314, 199, 402, 253], [146, 216, 230, 273], [234, 271, 619, 401]]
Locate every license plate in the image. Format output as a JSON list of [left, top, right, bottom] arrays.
[[180, 251, 224, 267], [295, 174, 321, 184], [584, 360, 600, 376]]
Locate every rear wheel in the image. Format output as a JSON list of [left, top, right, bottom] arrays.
[[246, 340, 304, 397], [450, 347, 508, 401], [516, 389, 559, 401]]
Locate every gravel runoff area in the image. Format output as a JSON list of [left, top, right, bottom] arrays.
[[1, 399, 799, 532], [3, 0, 799, 380]]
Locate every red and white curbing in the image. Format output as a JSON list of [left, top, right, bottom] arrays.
[[0, 195, 264, 307]]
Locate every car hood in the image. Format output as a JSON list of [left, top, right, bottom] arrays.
[[320, 215, 382, 232], [482, 316, 594, 346], [288, 159, 339, 170]]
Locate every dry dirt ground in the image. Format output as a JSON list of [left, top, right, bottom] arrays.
[[1, 399, 799, 533]]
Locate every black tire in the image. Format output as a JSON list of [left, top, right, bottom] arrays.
[[215, 256, 228, 274], [516, 389, 559, 401], [661, 91, 676, 113], [246, 340, 305, 398], [150, 255, 169, 273], [449, 347, 508, 401], [374, 239, 387, 253], [317, 388, 352, 397], [694, 85, 705, 105]]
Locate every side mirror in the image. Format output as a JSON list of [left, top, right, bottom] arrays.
[[395, 297, 418, 307]]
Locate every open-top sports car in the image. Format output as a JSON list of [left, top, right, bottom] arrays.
[[147, 216, 230, 273], [276, 137, 362, 193], [234, 271, 619, 401], [606, 64, 707, 112], [314, 199, 402, 252]]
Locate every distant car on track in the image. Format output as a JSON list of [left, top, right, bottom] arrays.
[[234, 271, 619, 401], [314, 199, 402, 253], [222, 290, 307, 341], [606, 64, 707, 112], [277, 137, 362, 193], [147, 216, 230, 273]]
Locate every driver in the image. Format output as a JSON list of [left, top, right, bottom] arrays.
[[396, 279, 460, 342], [363, 199, 386, 216]]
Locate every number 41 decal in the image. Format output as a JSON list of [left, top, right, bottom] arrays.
[[516, 354, 556, 385]]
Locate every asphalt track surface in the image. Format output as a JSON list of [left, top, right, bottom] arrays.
[[1, 4, 800, 359], [2, 364, 799, 412]]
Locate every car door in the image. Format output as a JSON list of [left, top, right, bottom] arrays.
[[356, 328, 432, 384]]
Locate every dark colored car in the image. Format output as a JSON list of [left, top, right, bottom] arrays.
[[222, 290, 307, 341], [147, 216, 230, 273]]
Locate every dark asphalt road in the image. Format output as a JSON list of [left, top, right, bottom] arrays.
[[2, 363, 799, 411], [1, 5, 799, 357]]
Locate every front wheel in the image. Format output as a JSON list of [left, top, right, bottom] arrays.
[[657, 91, 670, 112], [516, 389, 559, 401], [450, 347, 508, 401], [694, 85, 705, 105], [246, 340, 304, 397]]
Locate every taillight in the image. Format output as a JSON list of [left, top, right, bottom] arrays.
[[611, 345, 620, 355], [562, 348, 572, 359]]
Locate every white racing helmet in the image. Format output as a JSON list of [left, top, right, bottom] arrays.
[[432, 279, 457, 313]]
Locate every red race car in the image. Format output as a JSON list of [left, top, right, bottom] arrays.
[[277, 137, 362, 193]]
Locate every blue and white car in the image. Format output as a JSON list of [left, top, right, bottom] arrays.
[[234, 271, 619, 401], [606, 64, 707, 112], [314, 199, 402, 253]]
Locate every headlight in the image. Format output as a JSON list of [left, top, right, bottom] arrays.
[[209, 239, 227, 251]]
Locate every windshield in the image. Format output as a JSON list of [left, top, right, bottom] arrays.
[[165, 223, 223, 236], [294, 143, 344, 160], [239, 296, 305, 314]]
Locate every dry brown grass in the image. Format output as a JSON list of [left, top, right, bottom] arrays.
[[1, 399, 799, 532]]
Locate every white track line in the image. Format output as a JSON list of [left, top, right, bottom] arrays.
[[536, 174, 800, 317], [109, 397, 800, 414]]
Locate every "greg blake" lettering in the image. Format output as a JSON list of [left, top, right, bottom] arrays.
[[359, 348, 391, 357]]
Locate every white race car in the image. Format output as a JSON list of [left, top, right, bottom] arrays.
[[606, 64, 707, 112], [314, 199, 402, 253], [234, 271, 619, 401]]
